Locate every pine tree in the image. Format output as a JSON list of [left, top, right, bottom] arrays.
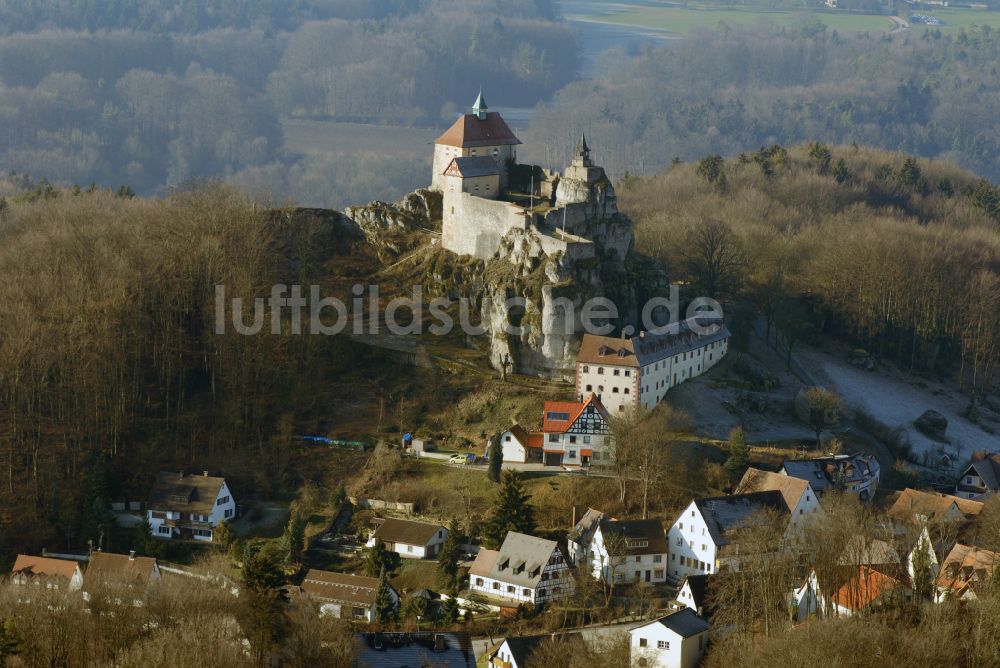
[[0, 619, 21, 663], [487, 433, 503, 483], [725, 426, 751, 480], [242, 547, 285, 593], [365, 539, 398, 577], [283, 510, 305, 564], [374, 567, 397, 626], [330, 481, 347, 509], [442, 590, 460, 624], [437, 518, 463, 591], [214, 519, 233, 551], [483, 471, 536, 548]]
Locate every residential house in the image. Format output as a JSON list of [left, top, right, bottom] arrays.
[[955, 451, 1000, 499], [781, 454, 880, 502], [498, 424, 543, 464], [540, 393, 612, 467], [828, 565, 911, 617], [11, 554, 84, 591], [668, 491, 790, 579], [147, 471, 236, 542], [576, 316, 731, 415], [301, 569, 398, 622], [367, 518, 448, 559], [468, 532, 573, 605], [630, 608, 710, 668], [567, 506, 605, 566], [487, 633, 581, 668], [935, 544, 998, 603], [675, 574, 712, 619], [888, 488, 984, 525], [736, 467, 822, 533], [82, 551, 160, 606], [354, 632, 474, 668], [791, 569, 824, 621], [584, 517, 669, 585]]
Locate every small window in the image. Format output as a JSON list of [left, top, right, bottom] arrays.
[[624, 370, 631, 377], [597, 367, 604, 375], [657, 641, 669, 649], [583, 365, 589, 373], [505, 435, 512, 442], [613, 369, 620, 376], [639, 638, 648, 648], [586, 384, 592, 391], [476, 578, 484, 586]]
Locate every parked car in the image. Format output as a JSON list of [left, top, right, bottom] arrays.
[[448, 454, 468, 464]]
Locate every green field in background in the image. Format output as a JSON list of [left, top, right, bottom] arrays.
[[587, 5, 893, 33]]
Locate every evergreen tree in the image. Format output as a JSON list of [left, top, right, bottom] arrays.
[[330, 481, 347, 509], [487, 433, 503, 483], [133, 517, 157, 557], [725, 426, 751, 479], [373, 566, 397, 626], [365, 539, 399, 577], [483, 471, 536, 548], [214, 519, 233, 551], [0, 619, 21, 663], [242, 547, 285, 593], [437, 518, 463, 591], [283, 510, 306, 564], [442, 591, 460, 624]]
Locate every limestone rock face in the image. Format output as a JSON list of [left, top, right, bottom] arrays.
[[346, 188, 442, 242]]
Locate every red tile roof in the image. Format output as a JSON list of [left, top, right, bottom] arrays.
[[434, 112, 522, 148], [831, 565, 903, 611], [12, 554, 81, 581], [542, 393, 607, 433]]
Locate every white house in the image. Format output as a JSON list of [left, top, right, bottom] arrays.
[[630, 608, 710, 668], [575, 317, 730, 415], [954, 451, 1000, 499], [367, 518, 448, 559], [572, 513, 669, 585], [11, 554, 84, 592], [540, 393, 612, 467], [468, 532, 573, 605], [146, 471, 236, 542], [736, 467, 822, 534], [498, 424, 543, 464], [668, 491, 790, 580], [300, 569, 398, 622], [675, 574, 711, 618], [781, 454, 880, 503], [487, 634, 581, 668]]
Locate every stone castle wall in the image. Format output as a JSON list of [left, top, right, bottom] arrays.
[[442, 191, 528, 260]]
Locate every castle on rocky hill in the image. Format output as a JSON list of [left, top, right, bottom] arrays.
[[431, 89, 626, 263]]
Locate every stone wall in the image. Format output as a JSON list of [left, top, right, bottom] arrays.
[[442, 191, 528, 260]]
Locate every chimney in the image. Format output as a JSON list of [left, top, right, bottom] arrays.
[[179, 471, 185, 480], [433, 634, 446, 652], [203, 470, 209, 477], [129, 550, 135, 560], [572, 505, 577, 528]]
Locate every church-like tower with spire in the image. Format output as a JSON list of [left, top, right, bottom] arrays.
[[430, 88, 522, 193]]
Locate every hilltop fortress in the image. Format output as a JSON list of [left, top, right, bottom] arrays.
[[431, 90, 628, 264]]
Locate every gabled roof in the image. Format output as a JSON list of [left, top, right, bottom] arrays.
[[781, 454, 880, 493], [147, 471, 227, 515], [680, 574, 711, 613], [495, 633, 583, 667], [936, 544, 998, 597], [12, 554, 81, 581], [508, 424, 543, 450], [831, 565, 904, 611], [442, 155, 499, 178], [434, 112, 521, 148], [83, 552, 157, 591], [597, 518, 668, 556], [737, 467, 812, 511], [373, 518, 444, 547], [693, 491, 790, 547], [888, 488, 984, 524], [471, 532, 559, 590], [355, 632, 474, 668], [837, 536, 901, 566], [301, 569, 388, 606], [568, 507, 605, 546], [962, 452, 1000, 491], [577, 317, 731, 367], [636, 608, 710, 638], [576, 335, 639, 367], [542, 393, 608, 434]]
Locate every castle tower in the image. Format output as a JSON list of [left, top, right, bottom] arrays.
[[430, 89, 521, 192], [574, 133, 592, 167]]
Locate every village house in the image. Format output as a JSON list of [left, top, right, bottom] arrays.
[[780, 453, 880, 502], [300, 569, 398, 622], [498, 424, 544, 464], [935, 543, 998, 603], [146, 470, 236, 542], [736, 467, 822, 533], [82, 550, 160, 606], [575, 316, 730, 415], [486, 633, 581, 668], [630, 608, 711, 668], [828, 565, 912, 617], [675, 574, 712, 619], [668, 491, 790, 580], [468, 532, 573, 605], [888, 487, 984, 525], [354, 632, 474, 668], [11, 554, 84, 592], [954, 451, 1000, 499], [539, 393, 612, 467], [367, 518, 448, 559], [568, 509, 669, 584]]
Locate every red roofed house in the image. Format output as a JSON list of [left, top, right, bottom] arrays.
[[499, 424, 544, 464], [11, 554, 84, 591], [830, 565, 911, 617], [935, 544, 998, 603], [541, 393, 611, 467]]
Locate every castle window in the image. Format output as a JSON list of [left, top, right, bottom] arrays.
[[597, 367, 604, 375], [624, 370, 630, 377], [613, 369, 620, 376], [586, 384, 592, 391]]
